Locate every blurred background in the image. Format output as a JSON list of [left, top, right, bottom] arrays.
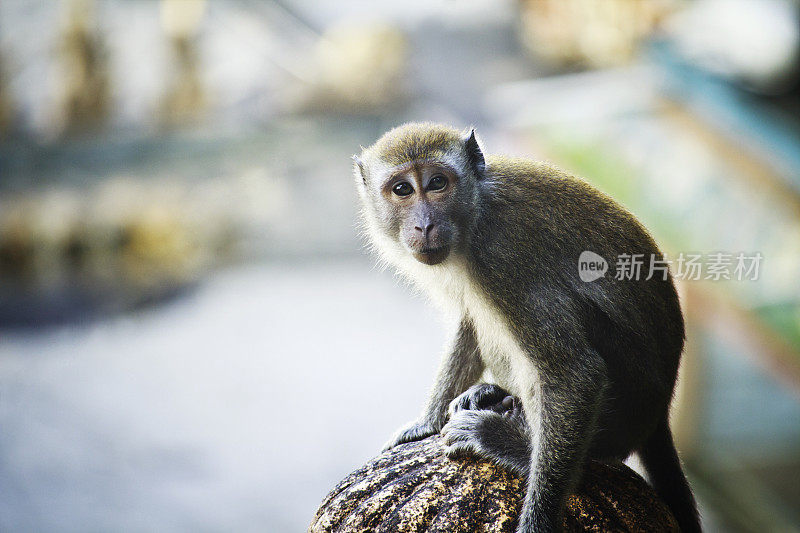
[[1, 0, 799, 531]]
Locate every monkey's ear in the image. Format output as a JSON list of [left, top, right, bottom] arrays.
[[463, 128, 486, 177], [352, 154, 366, 184]]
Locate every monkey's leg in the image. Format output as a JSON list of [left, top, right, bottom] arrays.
[[383, 318, 484, 451]]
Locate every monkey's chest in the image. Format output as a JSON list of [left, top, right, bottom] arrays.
[[461, 284, 538, 399]]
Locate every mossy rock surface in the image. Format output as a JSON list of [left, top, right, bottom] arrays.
[[310, 435, 678, 532]]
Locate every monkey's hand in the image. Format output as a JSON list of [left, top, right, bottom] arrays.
[[382, 419, 440, 452], [441, 384, 531, 478]]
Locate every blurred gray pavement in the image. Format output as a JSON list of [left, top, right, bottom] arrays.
[[0, 257, 445, 532]]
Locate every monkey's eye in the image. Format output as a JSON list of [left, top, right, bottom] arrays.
[[392, 182, 414, 197], [427, 175, 448, 191]]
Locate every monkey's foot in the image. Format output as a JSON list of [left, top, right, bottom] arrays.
[[449, 383, 521, 417], [382, 419, 439, 452], [442, 384, 531, 478]]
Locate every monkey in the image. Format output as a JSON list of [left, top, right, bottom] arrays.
[[352, 122, 701, 533]]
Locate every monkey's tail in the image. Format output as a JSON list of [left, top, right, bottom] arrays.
[[638, 417, 702, 532]]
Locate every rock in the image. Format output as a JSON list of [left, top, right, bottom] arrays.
[[310, 435, 679, 532]]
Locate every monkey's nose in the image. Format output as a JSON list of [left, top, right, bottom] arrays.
[[414, 223, 435, 237]]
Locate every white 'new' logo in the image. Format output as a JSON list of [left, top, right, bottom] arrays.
[[578, 251, 608, 282]]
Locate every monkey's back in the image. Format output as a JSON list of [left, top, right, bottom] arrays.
[[473, 155, 684, 454]]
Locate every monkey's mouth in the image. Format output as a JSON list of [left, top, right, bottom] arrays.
[[412, 246, 450, 265]]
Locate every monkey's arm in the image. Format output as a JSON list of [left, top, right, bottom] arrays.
[[518, 350, 607, 533], [383, 318, 484, 450]]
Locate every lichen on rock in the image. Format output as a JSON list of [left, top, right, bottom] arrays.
[[310, 435, 679, 532]]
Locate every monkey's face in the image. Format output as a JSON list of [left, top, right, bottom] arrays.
[[357, 160, 472, 267], [354, 123, 485, 267], [379, 162, 462, 265]]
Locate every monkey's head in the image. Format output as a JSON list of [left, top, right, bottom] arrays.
[[353, 123, 485, 266]]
